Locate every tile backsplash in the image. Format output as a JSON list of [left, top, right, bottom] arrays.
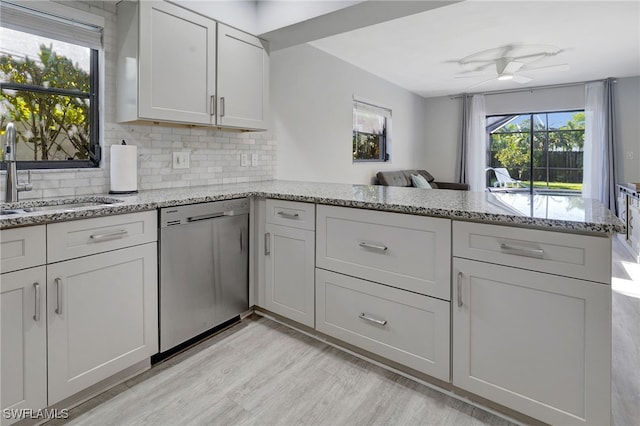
[[1, 1, 276, 202]]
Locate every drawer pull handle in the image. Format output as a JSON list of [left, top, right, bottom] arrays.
[[359, 242, 388, 252], [33, 282, 41, 322], [89, 229, 128, 242], [499, 243, 544, 259], [457, 272, 463, 308], [55, 278, 62, 315], [359, 313, 387, 326], [277, 211, 299, 219], [265, 232, 271, 255]]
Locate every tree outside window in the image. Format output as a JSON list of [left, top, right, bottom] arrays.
[[0, 27, 99, 168]]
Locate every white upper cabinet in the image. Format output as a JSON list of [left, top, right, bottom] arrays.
[[217, 23, 269, 130], [116, 1, 268, 130]]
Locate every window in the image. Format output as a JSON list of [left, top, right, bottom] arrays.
[[487, 110, 585, 194], [353, 99, 391, 162], [0, 2, 102, 169]]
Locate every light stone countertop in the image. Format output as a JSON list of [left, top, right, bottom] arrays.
[[0, 180, 625, 234]]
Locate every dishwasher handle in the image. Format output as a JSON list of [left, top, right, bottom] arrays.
[[187, 212, 226, 222]]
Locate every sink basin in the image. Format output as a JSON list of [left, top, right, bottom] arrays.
[[1, 197, 122, 216]]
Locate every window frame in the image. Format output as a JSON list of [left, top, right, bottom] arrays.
[[487, 109, 585, 194], [352, 98, 391, 163], [0, 1, 102, 170]]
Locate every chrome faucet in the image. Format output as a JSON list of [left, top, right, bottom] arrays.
[[3, 123, 32, 202]]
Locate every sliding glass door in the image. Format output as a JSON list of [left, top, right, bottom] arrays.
[[487, 111, 584, 195]]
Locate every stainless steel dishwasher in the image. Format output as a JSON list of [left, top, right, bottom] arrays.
[[159, 198, 249, 353]]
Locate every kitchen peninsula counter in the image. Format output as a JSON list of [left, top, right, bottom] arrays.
[[0, 180, 624, 233]]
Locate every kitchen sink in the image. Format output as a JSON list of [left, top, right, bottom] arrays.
[[0, 197, 122, 216]]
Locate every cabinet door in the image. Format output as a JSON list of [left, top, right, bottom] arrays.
[[217, 23, 268, 130], [47, 243, 158, 404], [138, 1, 215, 124], [452, 258, 611, 425], [1, 266, 47, 426], [264, 223, 315, 327]]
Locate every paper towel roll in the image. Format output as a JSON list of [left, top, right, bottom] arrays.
[[110, 144, 138, 194]]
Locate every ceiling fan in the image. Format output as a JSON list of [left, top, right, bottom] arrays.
[[454, 45, 570, 88]]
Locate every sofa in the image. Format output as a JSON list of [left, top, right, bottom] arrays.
[[376, 169, 470, 190]]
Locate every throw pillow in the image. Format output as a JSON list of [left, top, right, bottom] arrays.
[[411, 174, 432, 189]]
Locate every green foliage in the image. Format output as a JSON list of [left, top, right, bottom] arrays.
[[353, 131, 383, 161], [0, 44, 91, 161]]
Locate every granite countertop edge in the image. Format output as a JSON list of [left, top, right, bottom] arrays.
[[0, 182, 625, 234]]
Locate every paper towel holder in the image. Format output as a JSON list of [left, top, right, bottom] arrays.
[[109, 140, 139, 194]]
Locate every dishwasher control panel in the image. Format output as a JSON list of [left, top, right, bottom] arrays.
[[160, 198, 249, 228]]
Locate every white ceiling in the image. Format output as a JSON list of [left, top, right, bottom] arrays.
[[308, 0, 640, 98]]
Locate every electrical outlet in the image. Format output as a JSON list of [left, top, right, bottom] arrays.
[[172, 151, 189, 169], [240, 153, 249, 167], [626, 151, 634, 160], [251, 153, 258, 167]]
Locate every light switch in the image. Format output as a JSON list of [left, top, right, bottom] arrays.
[[240, 153, 249, 167], [251, 153, 258, 167], [173, 151, 190, 169]]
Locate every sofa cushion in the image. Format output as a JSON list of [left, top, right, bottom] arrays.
[[376, 171, 412, 187]]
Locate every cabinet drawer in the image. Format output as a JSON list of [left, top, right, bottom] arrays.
[[266, 199, 315, 230], [1, 225, 46, 273], [47, 211, 157, 263], [316, 269, 450, 381], [316, 205, 451, 299], [453, 221, 611, 284]]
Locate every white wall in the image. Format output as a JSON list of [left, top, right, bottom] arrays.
[[423, 78, 640, 184], [271, 44, 427, 185], [615, 77, 640, 184]]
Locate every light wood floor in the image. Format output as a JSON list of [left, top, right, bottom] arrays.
[[48, 238, 639, 426]]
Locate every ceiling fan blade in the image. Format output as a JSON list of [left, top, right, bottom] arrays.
[[522, 63, 570, 73], [502, 60, 524, 74], [513, 74, 533, 84]]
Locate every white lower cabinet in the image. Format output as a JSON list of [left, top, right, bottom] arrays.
[[264, 222, 315, 327], [316, 269, 450, 381], [46, 243, 158, 404], [1, 266, 47, 426], [452, 257, 611, 425]]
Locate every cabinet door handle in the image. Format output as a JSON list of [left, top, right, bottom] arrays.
[[89, 229, 128, 242], [210, 95, 216, 116], [499, 243, 544, 259], [220, 96, 225, 117], [33, 282, 41, 322], [240, 228, 244, 252], [276, 211, 299, 219], [55, 278, 62, 315], [359, 313, 387, 326], [457, 272, 463, 308], [359, 242, 388, 252], [264, 232, 270, 255]]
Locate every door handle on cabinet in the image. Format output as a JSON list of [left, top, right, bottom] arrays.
[[457, 272, 463, 308], [276, 211, 299, 219], [210, 95, 216, 116], [358, 242, 388, 252], [220, 97, 225, 117], [55, 278, 62, 314], [499, 243, 544, 259], [89, 229, 128, 242], [33, 282, 41, 321], [359, 313, 387, 326], [264, 232, 270, 255]]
